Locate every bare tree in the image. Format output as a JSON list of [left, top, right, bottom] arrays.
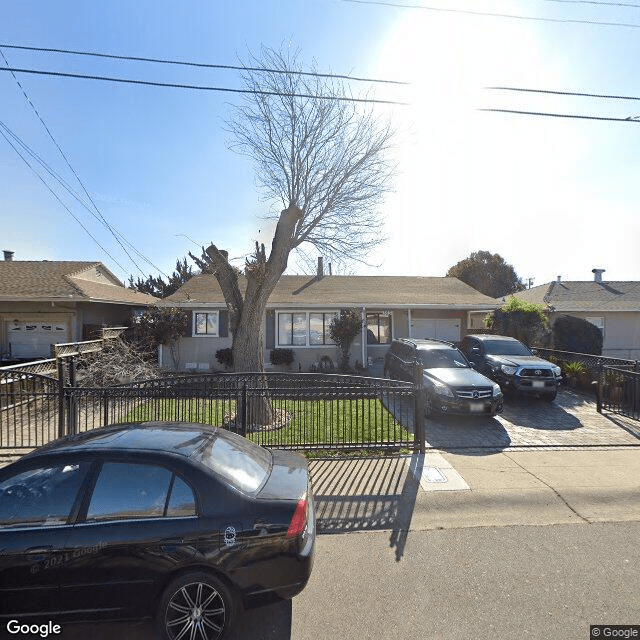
[[191, 46, 395, 422]]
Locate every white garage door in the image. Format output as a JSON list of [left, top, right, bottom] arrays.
[[410, 318, 460, 343], [8, 322, 68, 359]]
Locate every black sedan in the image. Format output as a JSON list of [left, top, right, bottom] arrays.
[[0, 422, 315, 640]]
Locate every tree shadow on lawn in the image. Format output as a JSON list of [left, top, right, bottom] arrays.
[[309, 454, 422, 561]]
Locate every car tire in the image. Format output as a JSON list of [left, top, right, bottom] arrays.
[[542, 389, 557, 402], [158, 571, 236, 640]]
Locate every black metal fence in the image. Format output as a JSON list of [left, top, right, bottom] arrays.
[[1, 368, 421, 454], [598, 367, 640, 421], [0, 371, 62, 449], [535, 348, 638, 380]]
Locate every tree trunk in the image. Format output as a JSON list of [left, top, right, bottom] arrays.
[[232, 289, 274, 426]]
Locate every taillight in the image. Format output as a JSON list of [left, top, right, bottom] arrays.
[[286, 499, 308, 538]]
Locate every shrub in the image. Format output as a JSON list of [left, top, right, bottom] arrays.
[[329, 308, 362, 372], [563, 361, 586, 377], [270, 348, 295, 367], [486, 297, 549, 346], [551, 315, 603, 355], [215, 348, 233, 368]]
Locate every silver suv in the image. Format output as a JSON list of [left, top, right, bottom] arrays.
[[384, 338, 503, 417]]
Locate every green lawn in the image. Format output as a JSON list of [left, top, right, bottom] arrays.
[[123, 396, 414, 448]]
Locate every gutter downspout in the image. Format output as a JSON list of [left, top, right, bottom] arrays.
[[408, 308, 413, 338]]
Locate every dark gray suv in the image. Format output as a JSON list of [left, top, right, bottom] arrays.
[[384, 338, 503, 417], [460, 334, 562, 401]]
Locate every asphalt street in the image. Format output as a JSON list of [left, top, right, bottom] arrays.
[[43, 445, 640, 640]]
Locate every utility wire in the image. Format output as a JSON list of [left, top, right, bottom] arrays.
[[0, 119, 169, 276], [0, 48, 150, 277], [339, 0, 640, 29], [0, 126, 128, 272], [487, 86, 640, 101], [540, 0, 640, 8], [479, 108, 640, 121], [0, 43, 409, 85], [0, 67, 407, 105]]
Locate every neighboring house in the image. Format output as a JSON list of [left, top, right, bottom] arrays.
[[159, 265, 501, 372], [0, 255, 157, 361], [513, 269, 640, 360]]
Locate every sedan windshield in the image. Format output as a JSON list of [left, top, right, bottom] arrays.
[[483, 339, 532, 356], [418, 349, 469, 369]]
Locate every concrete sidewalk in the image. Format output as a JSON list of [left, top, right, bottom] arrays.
[[309, 447, 640, 538]]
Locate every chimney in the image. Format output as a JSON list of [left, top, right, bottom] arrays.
[[557, 275, 561, 283], [592, 268, 605, 283], [3, 250, 14, 261], [317, 256, 324, 278]]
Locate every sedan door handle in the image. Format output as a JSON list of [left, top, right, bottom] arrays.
[[26, 546, 52, 554]]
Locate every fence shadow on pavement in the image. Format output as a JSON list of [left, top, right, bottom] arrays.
[[309, 454, 421, 561], [425, 416, 512, 455]]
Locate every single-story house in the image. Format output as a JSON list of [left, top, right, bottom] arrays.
[[511, 269, 640, 360], [159, 266, 502, 372], [0, 254, 157, 361]]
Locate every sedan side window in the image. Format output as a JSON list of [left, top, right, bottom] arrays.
[[0, 463, 89, 528], [87, 463, 172, 521], [166, 476, 196, 517]]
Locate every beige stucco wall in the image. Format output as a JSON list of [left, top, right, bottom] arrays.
[[563, 311, 640, 360]]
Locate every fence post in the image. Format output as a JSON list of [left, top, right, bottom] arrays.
[[413, 363, 425, 454], [103, 394, 109, 427], [68, 356, 78, 436], [241, 382, 248, 437], [57, 357, 66, 438]]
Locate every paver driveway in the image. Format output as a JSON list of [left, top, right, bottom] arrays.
[[424, 387, 640, 450]]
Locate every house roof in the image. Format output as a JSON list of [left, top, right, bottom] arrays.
[[515, 280, 640, 312], [0, 261, 157, 305], [163, 274, 500, 309]]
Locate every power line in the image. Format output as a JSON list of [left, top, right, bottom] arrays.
[[540, 0, 640, 8], [488, 86, 640, 101], [0, 67, 407, 105], [0, 43, 409, 86], [339, 0, 640, 29], [0, 124, 128, 272], [0, 48, 149, 277], [0, 119, 169, 276], [479, 108, 640, 122]]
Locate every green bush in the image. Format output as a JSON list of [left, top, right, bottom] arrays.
[[486, 297, 549, 346], [563, 361, 586, 377], [551, 315, 603, 355], [270, 348, 295, 367], [215, 348, 233, 368]]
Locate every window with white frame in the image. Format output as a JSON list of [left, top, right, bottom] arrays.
[[277, 312, 337, 347], [194, 311, 219, 336], [366, 312, 392, 344]]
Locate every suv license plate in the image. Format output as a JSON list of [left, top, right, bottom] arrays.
[[532, 380, 545, 389], [470, 402, 484, 412]]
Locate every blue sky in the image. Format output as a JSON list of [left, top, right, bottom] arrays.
[[1, 0, 639, 288]]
